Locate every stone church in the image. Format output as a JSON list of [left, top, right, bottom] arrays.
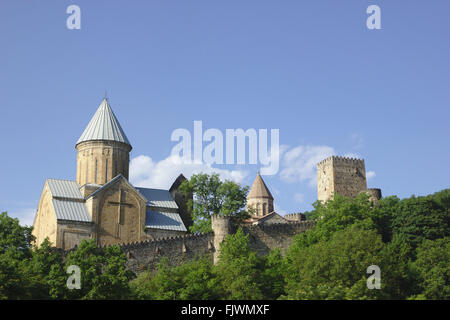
[[32, 97, 381, 253], [245, 171, 305, 225], [32, 98, 193, 250]]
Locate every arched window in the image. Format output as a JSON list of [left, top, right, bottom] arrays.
[[256, 203, 261, 216], [263, 203, 267, 215]]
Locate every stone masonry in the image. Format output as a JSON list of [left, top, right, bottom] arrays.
[[91, 216, 316, 273]]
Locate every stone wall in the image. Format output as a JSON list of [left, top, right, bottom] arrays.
[[117, 233, 215, 273], [243, 221, 315, 256], [284, 213, 306, 222], [110, 220, 315, 273], [144, 228, 186, 240]]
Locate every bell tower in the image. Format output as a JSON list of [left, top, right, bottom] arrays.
[[246, 171, 274, 216], [75, 98, 132, 186]]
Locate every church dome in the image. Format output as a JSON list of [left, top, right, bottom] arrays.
[[76, 98, 131, 147]]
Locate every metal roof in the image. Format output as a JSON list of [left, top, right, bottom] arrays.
[[135, 187, 179, 209], [76, 98, 131, 146], [52, 199, 91, 222], [47, 179, 84, 200], [145, 210, 187, 232]]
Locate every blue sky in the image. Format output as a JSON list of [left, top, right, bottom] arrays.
[[1, 1, 449, 225]]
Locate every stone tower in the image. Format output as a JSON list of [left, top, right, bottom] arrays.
[[246, 171, 274, 216], [75, 98, 132, 187], [211, 214, 231, 264], [317, 156, 367, 202]]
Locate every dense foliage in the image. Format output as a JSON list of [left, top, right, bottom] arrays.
[[0, 188, 448, 300], [179, 173, 250, 233]]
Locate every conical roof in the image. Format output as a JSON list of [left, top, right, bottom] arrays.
[[76, 98, 131, 147], [247, 172, 274, 200]]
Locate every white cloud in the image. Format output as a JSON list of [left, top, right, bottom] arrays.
[[8, 208, 36, 227], [279, 145, 335, 187], [367, 171, 376, 180], [130, 154, 249, 189], [293, 192, 305, 203]]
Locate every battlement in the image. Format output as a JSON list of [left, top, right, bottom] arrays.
[[284, 213, 306, 222], [317, 155, 365, 168], [251, 220, 315, 231], [317, 155, 368, 202], [61, 219, 316, 273], [99, 232, 213, 250]]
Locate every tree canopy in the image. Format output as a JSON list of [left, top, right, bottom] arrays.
[[179, 173, 250, 233], [1, 187, 449, 300]]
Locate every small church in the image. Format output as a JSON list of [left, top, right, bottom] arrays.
[[32, 98, 193, 250]]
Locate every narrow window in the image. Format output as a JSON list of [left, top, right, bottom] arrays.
[[114, 160, 118, 177], [105, 159, 108, 183], [95, 159, 98, 184]]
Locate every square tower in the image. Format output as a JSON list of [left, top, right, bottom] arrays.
[[317, 156, 367, 202]]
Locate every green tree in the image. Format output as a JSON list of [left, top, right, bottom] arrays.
[[179, 173, 249, 233], [48, 239, 134, 299], [0, 212, 35, 299], [378, 235, 420, 299], [130, 257, 220, 300], [22, 238, 64, 299], [215, 227, 265, 299], [292, 193, 376, 249], [260, 249, 286, 299], [413, 237, 449, 299], [391, 190, 449, 250], [284, 226, 384, 300], [0, 211, 33, 258]]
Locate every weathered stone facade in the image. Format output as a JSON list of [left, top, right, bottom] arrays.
[[76, 140, 131, 186], [87, 176, 148, 247], [33, 183, 58, 246], [317, 156, 368, 202]]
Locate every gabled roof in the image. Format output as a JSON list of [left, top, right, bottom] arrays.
[[145, 210, 187, 232], [44, 179, 91, 222], [47, 179, 84, 200], [244, 211, 288, 225], [86, 174, 147, 203], [52, 199, 91, 222], [76, 98, 131, 147], [247, 172, 274, 200], [169, 173, 187, 193], [136, 187, 179, 210]]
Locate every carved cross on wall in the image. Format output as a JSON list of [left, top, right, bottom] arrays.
[[108, 189, 133, 226]]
